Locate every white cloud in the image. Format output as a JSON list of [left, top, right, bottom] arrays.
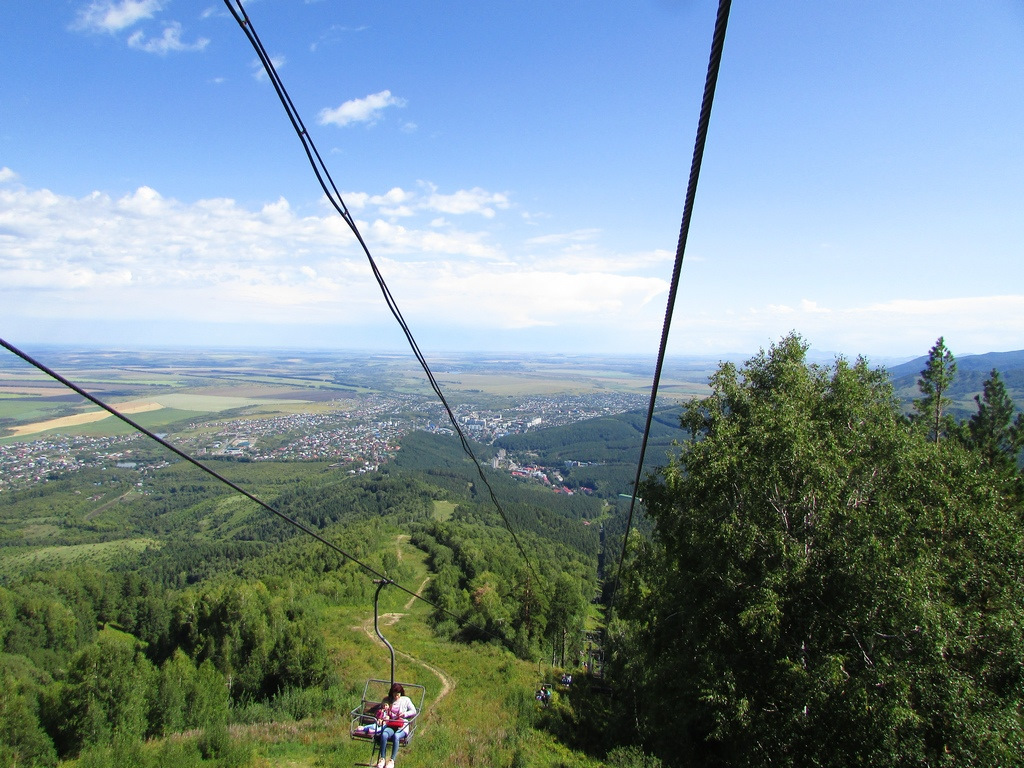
[[376, 188, 412, 205], [526, 229, 601, 246], [369, 187, 414, 216], [127, 22, 209, 54], [6, 179, 1020, 357], [5, 265, 134, 290], [73, 1, 207, 55], [0, 181, 673, 347], [553, 249, 673, 276], [252, 55, 286, 81], [338, 183, 512, 220], [367, 219, 503, 260], [799, 299, 831, 314], [318, 91, 406, 128], [1, 185, 348, 288], [424, 186, 510, 219], [414, 267, 668, 330], [116, 185, 166, 215], [341, 192, 370, 210], [668, 295, 1024, 358], [310, 24, 369, 53], [0, 167, 17, 183], [74, 0, 161, 33]]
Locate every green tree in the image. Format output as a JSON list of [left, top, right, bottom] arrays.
[[608, 334, 1024, 767], [272, 611, 332, 693], [913, 336, 957, 443], [153, 650, 195, 736], [0, 673, 57, 767], [965, 368, 1024, 473], [189, 659, 228, 730], [467, 570, 513, 641], [56, 629, 155, 755]]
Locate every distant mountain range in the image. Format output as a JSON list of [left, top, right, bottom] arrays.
[[887, 349, 1024, 417]]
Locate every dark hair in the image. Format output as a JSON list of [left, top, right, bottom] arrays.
[[389, 683, 405, 697]]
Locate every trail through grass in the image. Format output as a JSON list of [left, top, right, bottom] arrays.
[[57, 533, 605, 767], [205, 534, 608, 768]]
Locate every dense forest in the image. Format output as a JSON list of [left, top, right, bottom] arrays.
[[596, 335, 1024, 766], [0, 412, 609, 765], [3, 335, 1024, 766], [493, 406, 683, 500], [0, 488, 424, 766]]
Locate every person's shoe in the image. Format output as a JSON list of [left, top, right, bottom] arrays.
[[376, 759, 385, 768], [386, 761, 395, 768]]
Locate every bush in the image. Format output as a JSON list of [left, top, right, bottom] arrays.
[[198, 723, 231, 760], [605, 745, 663, 768]]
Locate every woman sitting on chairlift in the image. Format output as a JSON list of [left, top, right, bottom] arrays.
[[375, 682, 417, 768]]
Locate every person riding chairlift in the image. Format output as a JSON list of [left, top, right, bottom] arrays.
[[375, 682, 417, 768]]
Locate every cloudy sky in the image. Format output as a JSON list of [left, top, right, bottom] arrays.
[[2, 1, 1022, 362]]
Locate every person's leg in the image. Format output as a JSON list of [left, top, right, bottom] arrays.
[[390, 728, 402, 762], [390, 727, 402, 759], [381, 727, 397, 758]]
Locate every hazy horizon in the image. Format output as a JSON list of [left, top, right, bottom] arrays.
[[14, 334, 1019, 371]]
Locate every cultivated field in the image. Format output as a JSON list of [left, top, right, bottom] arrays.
[[8, 400, 164, 437], [0, 346, 712, 441]]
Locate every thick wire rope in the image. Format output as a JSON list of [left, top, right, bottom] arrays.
[[607, 0, 732, 614], [0, 336, 504, 643], [222, 0, 539, 585]]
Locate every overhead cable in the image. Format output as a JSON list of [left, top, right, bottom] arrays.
[[608, 0, 732, 613], [0, 336, 504, 643], [222, 0, 540, 585]]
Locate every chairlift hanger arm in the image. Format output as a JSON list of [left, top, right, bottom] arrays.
[[374, 579, 396, 687]]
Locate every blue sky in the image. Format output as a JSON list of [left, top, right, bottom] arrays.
[[2, 1, 1022, 363]]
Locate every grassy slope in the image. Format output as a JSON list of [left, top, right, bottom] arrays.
[[253, 536, 600, 768], [59, 534, 604, 768]]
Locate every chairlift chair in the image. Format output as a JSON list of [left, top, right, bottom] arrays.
[[349, 580, 427, 749], [350, 678, 426, 745]]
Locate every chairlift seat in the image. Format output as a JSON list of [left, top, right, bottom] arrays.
[[350, 679, 426, 746]]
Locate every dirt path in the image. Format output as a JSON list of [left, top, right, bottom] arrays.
[[85, 490, 134, 520], [358, 577, 454, 722], [359, 610, 454, 706], [404, 576, 430, 611]]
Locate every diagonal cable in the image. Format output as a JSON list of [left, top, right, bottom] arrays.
[[223, 0, 540, 584], [0, 336, 505, 642], [608, 0, 732, 613]]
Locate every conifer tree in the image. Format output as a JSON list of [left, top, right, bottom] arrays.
[[913, 336, 957, 443], [966, 368, 1024, 473]]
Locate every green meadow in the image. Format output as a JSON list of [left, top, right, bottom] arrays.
[[0, 537, 160, 577]]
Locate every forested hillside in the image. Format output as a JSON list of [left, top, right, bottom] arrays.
[[0, 416, 616, 766], [0, 472, 424, 765], [4, 336, 1024, 766], [591, 335, 1024, 766], [493, 406, 683, 464], [889, 347, 1024, 419]]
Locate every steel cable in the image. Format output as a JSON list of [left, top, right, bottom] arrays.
[[0, 336, 505, 643], [607, 0, 732, 613], [223, 0, 540, 585]]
